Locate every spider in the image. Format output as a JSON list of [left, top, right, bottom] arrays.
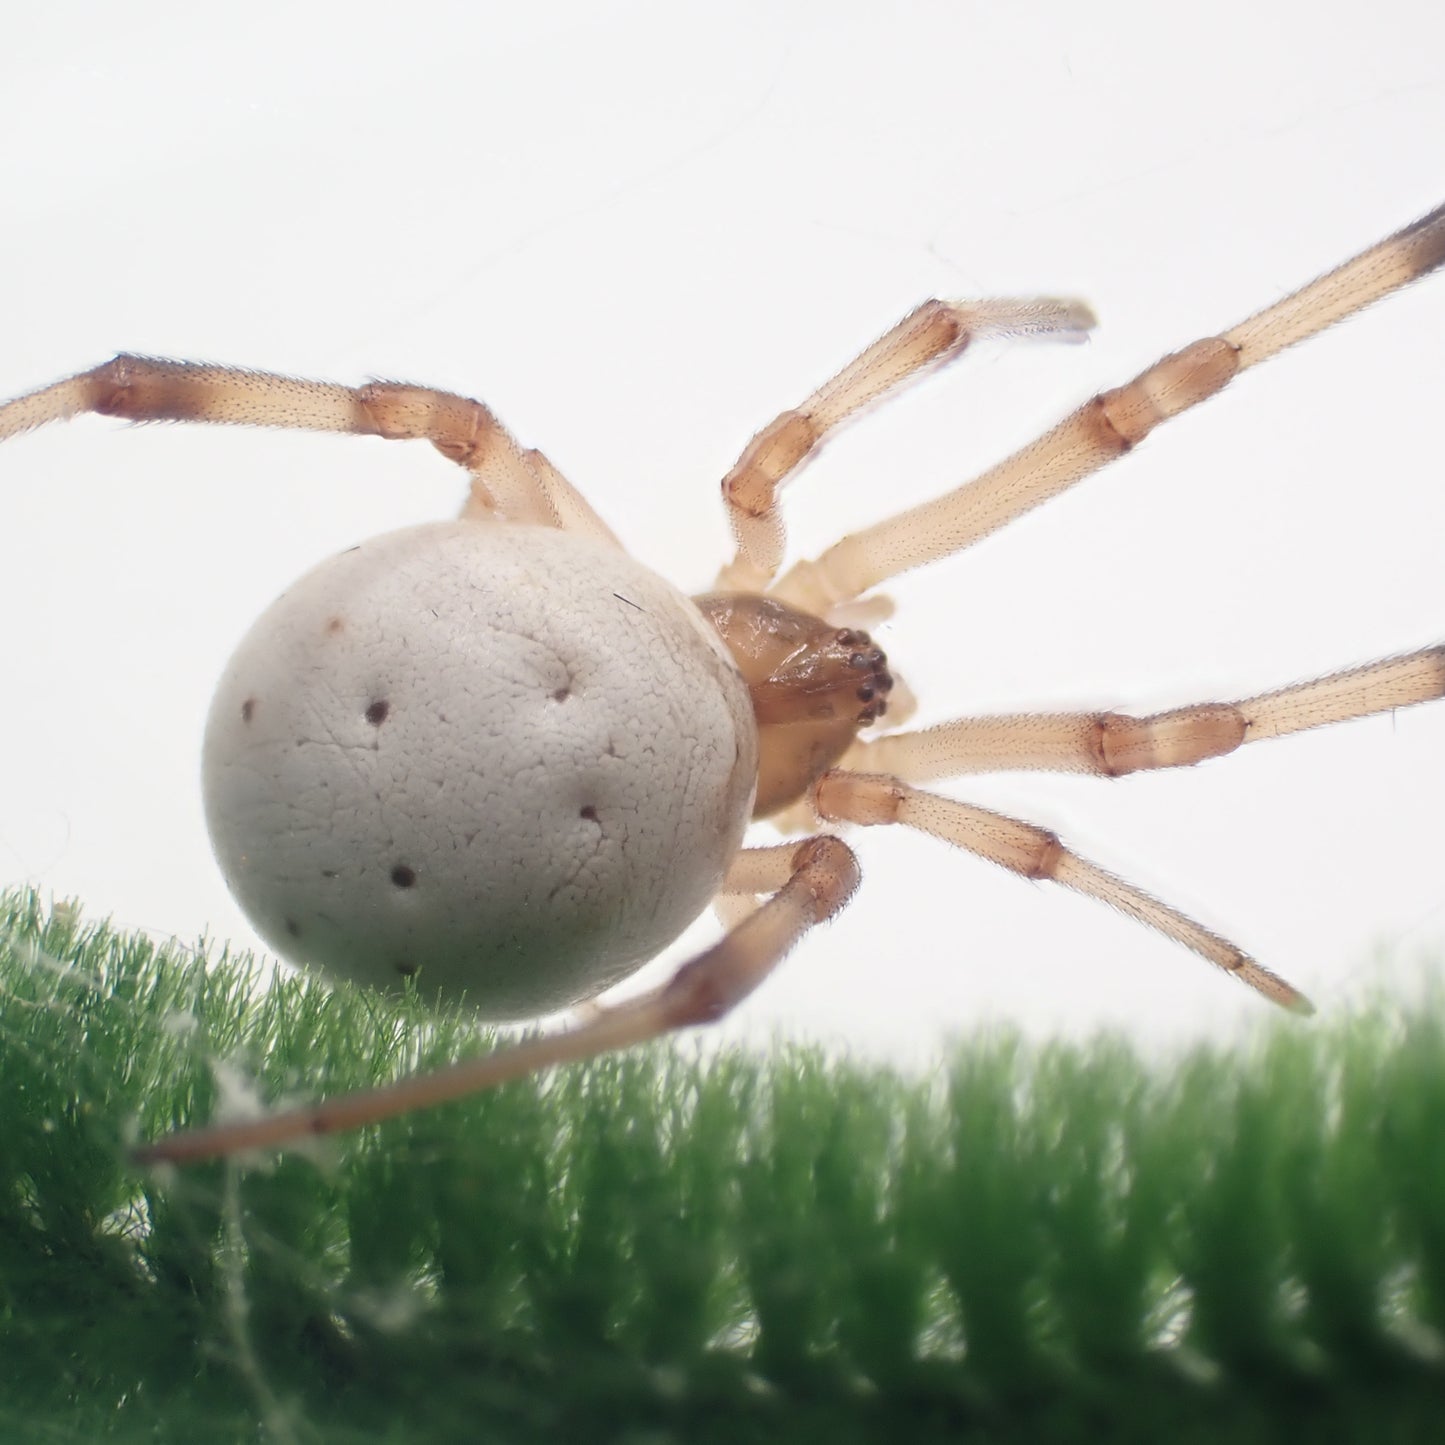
[[4, 203, 1442, 1165]]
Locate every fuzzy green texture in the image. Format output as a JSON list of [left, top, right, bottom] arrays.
[[3, 888, 1443, 1444]]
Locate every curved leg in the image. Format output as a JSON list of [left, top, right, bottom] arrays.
[[813, 769, 1312, 1014], [845, 647, 1445, 781], [771, 203, 1445, 612], [132, 837, 860, 1164], [716, 297, 1094, 590], [0, 354, 580, 529]]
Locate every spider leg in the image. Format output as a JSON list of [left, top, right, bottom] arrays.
[[131, 837, 859, 1165], [0, 355, 619, 536], [842, 647, 1445, 781], [813, 769, 1311, 1013], [770, 202, 1445, 613], [716, 297, 1095, 590], [518, 443, 622, 547]]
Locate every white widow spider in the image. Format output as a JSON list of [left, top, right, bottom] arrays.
[[4, 203, 1442, 1165]]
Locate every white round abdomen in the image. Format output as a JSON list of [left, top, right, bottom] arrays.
[[202, 520, 758, 1018]]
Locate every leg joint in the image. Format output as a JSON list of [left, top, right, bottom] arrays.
[[723, 410, 821, 516], [814, 769, 905, 826], [88, 355, 202, 421], [790, 834, 862, 920], [1024, 829, 1064, 880], [355, 381, 496, 461], [1097, 705, 1248, 775]]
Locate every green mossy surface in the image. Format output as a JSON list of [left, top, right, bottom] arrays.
[[3, 888, 1443, 1443]]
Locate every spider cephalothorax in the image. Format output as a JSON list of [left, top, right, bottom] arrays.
[[2, 203, 1441, 1164], [695, 592, 894, 816]]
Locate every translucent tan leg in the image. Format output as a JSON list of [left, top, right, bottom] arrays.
[[844, 648, 1445, 781], [132, 838, 859, 1164], [712, 839, 827, 925], [0, 354, 620, 537], [771, 202, 1445, 613], [716, 297, 1095, 591], [520, 445, 622, 548], [813, 771, 1310, 1013]]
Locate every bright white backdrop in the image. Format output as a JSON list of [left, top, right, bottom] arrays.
[[2, 1, 1442, 1065]]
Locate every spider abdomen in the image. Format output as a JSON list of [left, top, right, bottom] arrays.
[[202, 520, 758, 1018]]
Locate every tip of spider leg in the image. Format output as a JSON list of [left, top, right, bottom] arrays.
[[1236, 959, 1315, 1016], [1048, 299, 1100, 341], [972, 297, 1099, 344], [1268, 971, 1317, 1018]]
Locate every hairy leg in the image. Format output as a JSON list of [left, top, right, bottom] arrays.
[[133, 837, 860, 1163], [716, 297, 1093, 589], [844, 648, 1445, 781], [771, 204, 1445, 612], [814, 770, 1311, 1012], [0, 354, 586, 529]]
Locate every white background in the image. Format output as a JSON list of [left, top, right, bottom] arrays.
[[2, 1, 1442, 1066]]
